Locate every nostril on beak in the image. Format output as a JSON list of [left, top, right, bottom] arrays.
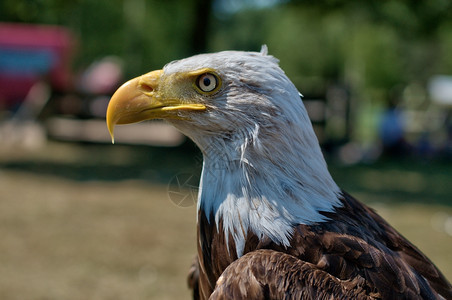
[[138, 69, 163, 95], [140, 82, 154, 93]]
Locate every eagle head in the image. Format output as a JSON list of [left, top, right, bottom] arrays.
[[108, 48, 307, 151]]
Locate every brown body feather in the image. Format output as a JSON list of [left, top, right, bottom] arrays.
[[188, 192, 452, 299]]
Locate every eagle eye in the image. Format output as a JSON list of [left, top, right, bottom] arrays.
[[196, 73, 219, 93]]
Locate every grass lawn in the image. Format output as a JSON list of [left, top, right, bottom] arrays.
[[0, 142, 451, 299]]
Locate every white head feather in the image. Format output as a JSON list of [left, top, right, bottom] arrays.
[[164, 49, 341, 256]]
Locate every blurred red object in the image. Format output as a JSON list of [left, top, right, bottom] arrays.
[[0, 22, 75, 109]]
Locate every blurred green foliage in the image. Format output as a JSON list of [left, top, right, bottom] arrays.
[[213, 1, 452, 98], [0, 0, 208, 76], [1, 0, 452, 101]]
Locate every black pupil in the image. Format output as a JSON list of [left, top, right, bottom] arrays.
[[203, 76, 212, 87]]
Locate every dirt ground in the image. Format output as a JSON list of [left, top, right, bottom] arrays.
[[0, 171, 197, 300], [0, 142, 451, 299]]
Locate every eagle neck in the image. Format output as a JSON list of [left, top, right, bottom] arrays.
[[197, 128, 342, 257]]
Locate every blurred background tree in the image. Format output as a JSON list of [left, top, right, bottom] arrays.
[[1, 0, 450, 81], [2, 0, 451, 89], [1, 0, 452, 147]]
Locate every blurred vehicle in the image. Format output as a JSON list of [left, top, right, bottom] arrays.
[[0, 22, 184, 147], [0, 22, 73, 110]]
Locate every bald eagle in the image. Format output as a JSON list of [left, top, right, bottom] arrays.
[[106, 48, 451, 299]]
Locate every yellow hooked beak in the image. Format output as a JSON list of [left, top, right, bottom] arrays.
[[106, 69, 206, 143]]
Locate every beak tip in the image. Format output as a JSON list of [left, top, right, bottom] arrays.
[[106, 112, 115, 144], [107, 123, 115, 144]]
